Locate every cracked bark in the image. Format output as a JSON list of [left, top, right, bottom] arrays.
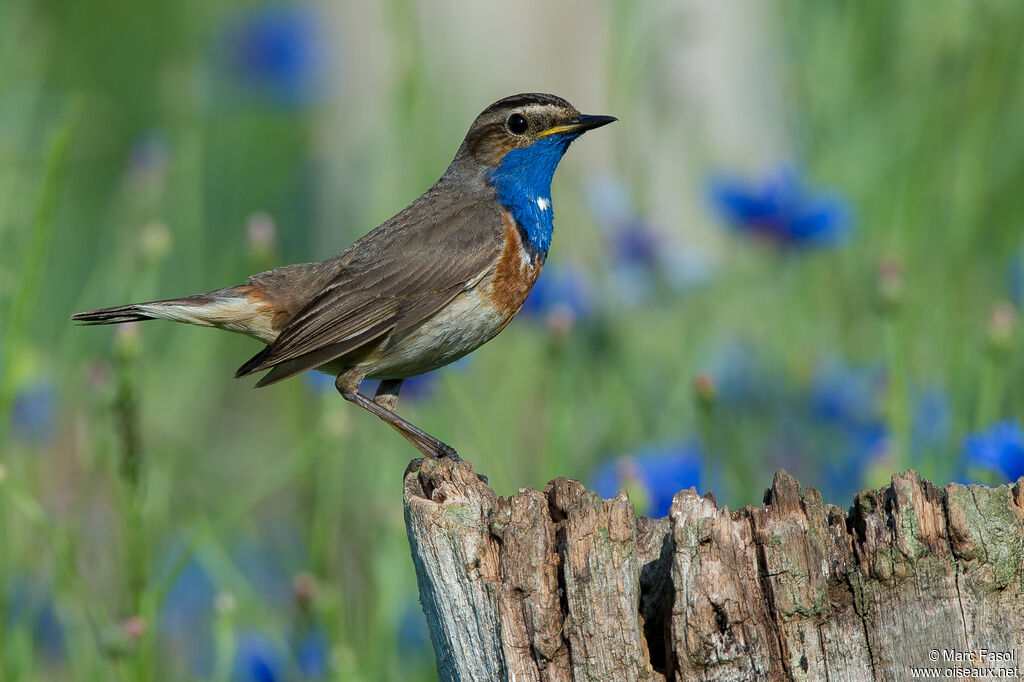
[[404, 458, 1024, 682]]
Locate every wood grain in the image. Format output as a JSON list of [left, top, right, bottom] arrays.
[[404, 459, 1024, 682]]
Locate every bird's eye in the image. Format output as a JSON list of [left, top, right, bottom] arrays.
[[507, 113, 529, 135]]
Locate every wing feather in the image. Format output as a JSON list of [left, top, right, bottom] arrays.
[[236, 190, 505, 383]]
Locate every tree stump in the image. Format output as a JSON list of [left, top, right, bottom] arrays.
[[403, 457, 1024, 682]]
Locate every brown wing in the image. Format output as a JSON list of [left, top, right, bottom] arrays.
[[236, 188, 504, 386]]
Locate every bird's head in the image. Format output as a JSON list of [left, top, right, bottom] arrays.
[[452, 93, 616, 176], [448, 94, 615, 254]]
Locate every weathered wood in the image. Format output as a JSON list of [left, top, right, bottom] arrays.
[[404, 458, 1024, 682]]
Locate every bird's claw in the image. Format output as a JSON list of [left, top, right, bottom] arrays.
[[434, 442, 461, 461]]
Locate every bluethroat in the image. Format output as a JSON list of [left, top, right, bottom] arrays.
[[73, 93, 616, 460]]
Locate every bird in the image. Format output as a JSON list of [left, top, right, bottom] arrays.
[[72, 93, 616, 460]]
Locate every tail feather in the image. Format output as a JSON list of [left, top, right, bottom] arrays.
[[72, 289, 280, 345], [71, 303, 157, 325], [71, 293, 228, 327]]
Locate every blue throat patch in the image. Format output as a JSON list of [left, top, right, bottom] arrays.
[[487, 134, 577, 254]]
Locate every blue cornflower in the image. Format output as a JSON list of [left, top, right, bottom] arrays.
[[290, 623, 328, 679], [591, 443, 703, 518], [127, 129, 171, 188], [520, 265, 593, 328], [3, 577, 64, 662], [305, 369, 440, 402], [963, 419, 1024, 482], [397, 602, 432, 657], [156, 534, 296, 676], [304, 372, 335, 394], [233, 631, 285, 682], [223, 5, 323, 107], [585, 174, 659, 271], [157, 557, 216, 673], [1009, 250, 1024, 308], [231, 540, 293, 609], [809, 360, 885, 431], [610, 219, 660, 269], [10, 382, 56, 446], [708, 165, 851, 247], [368, 372, 440, 402], [395, 372, 439, 401], [587, 174, 713, 305], [807, 360, 893, 499], [911, 388, 951, 455], [700, 342, 779, 408]]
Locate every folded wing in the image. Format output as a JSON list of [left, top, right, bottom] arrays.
[[236, 191, 503, 386]]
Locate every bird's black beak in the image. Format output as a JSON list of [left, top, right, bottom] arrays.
[[574, 114, 618, 132], [537, 114, 618, 138]]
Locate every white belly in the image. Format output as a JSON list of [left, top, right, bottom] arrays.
[[356, 283, 512, 380]]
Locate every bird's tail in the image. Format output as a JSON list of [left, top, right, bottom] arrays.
[[72, 287, 280, 344], [71, 301, 163, 325], [72, 289, 249, 327]]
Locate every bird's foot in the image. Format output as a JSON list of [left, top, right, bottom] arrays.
[[402, 428, 460, 461], [432, 440, 461, 461]]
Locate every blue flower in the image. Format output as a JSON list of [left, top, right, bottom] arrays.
[[603, 221, 671, 307], [963, 419, 1024, 481], [233, 631, 285, 682], [156, 533, 295, 676], [290, 623, 328, 679], [307, 364, 444, 396], [304, 371, 336, 394], [586, 174, 713, 305], [401, 373, 437, 400], [708, 165, 851, 247], [699, 353, 885, 502], [223, 5, 323, 107], [591, 443, 702, 518], [231, 541, 293, 609], [807, 360, 896, 496], [520, 265, 593, 328], [10, 382, 56, 446], [397, 602, 432, 658], [305, 370, 440, 403], [911, 388, 951, 455], [157, 557, 216, 673], [3, 577, 64, 662], [583, 177, 660, 270], [610, 220, 660, 269], [366, 372, 440, 402], [700, 342, 780, 408], [128, 130, 171, 187], [809, 360, 885, 431], [1010, 250, 1024, 307]]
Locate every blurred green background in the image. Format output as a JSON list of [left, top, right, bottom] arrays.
[[2, 0, 1023, 679]]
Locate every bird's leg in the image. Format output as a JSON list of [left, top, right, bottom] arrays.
[[373, 379, 403, 412], [335, 371, 460, 460], [345, 391, 461, 461]]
